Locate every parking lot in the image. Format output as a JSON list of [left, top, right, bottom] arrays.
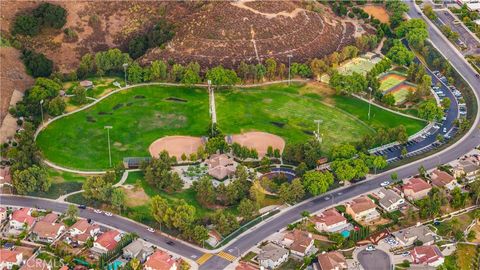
[[434, 9, 480, 55]]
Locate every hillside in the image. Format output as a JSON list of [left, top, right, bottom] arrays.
[[1, 1, 373, 73]]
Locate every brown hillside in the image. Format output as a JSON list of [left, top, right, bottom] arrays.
[[1, 1, 373, 72]]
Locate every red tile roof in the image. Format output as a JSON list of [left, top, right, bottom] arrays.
[[11, 208, 35, 227], [0, 248, 22, 263], [32, 221, 64, 238], [144, 250, 178, 270], [70, 219, 90, 233], [313, 208, 347, 226], [284, 229, 313, 254], [95, 230, 120, 251], [412, 245, 443, 265], [41, 213, 58, 223], [403, 178, 431, 193]]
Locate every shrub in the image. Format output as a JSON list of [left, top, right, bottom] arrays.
[[12, 15, 40, 36], [21, 50, 53, 78], [32, 3, 67, 29]]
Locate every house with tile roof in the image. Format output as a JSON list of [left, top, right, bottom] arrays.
[[258, 243, 289, 269], [0, 248, 23, 270], [143, 250, 179, 270], [312, 208, 351, 233], [9, 208, 35, 230], [31, 220, 65, 243], [282, 229, 314, 257], [392, 225, 436, 246], [430, 170, 457, 190], [402, 178, 432, 200], [92, 230, 121, 253], [377, 188, 405, 212], [0, 207, 7, 222], [411, 245, 444, 267], [315, 251, 347, 270], [345, 196, 380, 222]]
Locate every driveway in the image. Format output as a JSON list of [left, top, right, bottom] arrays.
[[357, 249, 392, 270]]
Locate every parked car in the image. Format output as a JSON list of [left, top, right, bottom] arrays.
[[94, 209, 102, 214], [104, 212, 113, 217], [380, 181, 390, 187], [78, 205, 87, 209], [366, 245, 376, 251]]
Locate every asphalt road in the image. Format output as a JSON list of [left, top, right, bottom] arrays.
[[358, 249, 392, 270], [2, 2, 480, 270]]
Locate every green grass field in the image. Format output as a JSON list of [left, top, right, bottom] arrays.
[[28, 168, 86, 199], [337, 57, 380, 76], [37, 83, 425, 170]]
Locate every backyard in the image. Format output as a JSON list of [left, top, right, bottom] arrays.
[[37, 83, 426, 170]]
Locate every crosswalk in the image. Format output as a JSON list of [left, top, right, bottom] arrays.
[[217, 251, 237, 261], [196, 253, 213, 265]]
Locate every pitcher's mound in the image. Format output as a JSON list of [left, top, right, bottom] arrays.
[[228, 132, 285, 158], [149, 136, 203, 159]]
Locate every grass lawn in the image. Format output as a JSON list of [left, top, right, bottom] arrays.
[[28, 168, 86, 199], [37, 85, 210, 170], [38, 83, 426, 170], [277, 258, 303, 270], [390, 85, 416, 105]]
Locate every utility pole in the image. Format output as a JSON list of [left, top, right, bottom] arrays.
[[122, 63, 129, 87], [287, 54, 293, 85], [40, 100, 44, 125], [314, 119, 323, 143], [368, 87, 372, 121], [104, 126, 113, 167]]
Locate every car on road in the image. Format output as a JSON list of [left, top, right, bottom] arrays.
[[147, 227, 155, 233], [443, 127, 447, 133], [166, 240, 175, 246], [94, 209, 102, 214], [402, 251, 410, 257], [104, 212, 113, 216], [380, 181, 390, 187], [78, 205, 86, 209], [366, 244, 376, 251]]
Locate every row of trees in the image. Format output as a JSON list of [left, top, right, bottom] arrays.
[[141, 151, 183, 193]]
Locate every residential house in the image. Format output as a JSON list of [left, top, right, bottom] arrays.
[[453, 159, 480, 181], [0, 207, 7, 222], [282, 229, 314, 257], [41, 213, 58, 223], [312, 208, 350, 233], [67, 220, 100, 246], [92, 230, 121, 253], [411, 245, 444, 267], [0, 249, 23, 270], [206, 154, 236, 180], [69, 219, 91, 236], [143, 250, 178, 270], [9, 208, 35, 230], [315, 251, 347, 270], [122, 239, 154, 262], [31, 220, 65, 243], [20, 257, 51, 270], [206, 229, 222, 247], [430, 170, 457, 191], [377, 188, 405, 212], [257, 243, 289, 269], [402, 178, 432, 200], [345, 196, 380, 222], [0, 167, 12, 187], [392, 225, 436, 246]]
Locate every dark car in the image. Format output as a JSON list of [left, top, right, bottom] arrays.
[[166, 240, 175, 246], [78, 205, 87, 209]]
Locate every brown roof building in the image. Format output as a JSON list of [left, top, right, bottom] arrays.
[[345, 196, 380, 222], [402, 178, 432, 200], [31, 221, 65, 243], [143, 250, 179, 270], [316, 251, 347, 270], [282, 229, 314, 257], [430, 170, 457, 190], [312, 208, 349, 233]]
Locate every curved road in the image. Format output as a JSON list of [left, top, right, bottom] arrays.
[[2, 2, 480, 270]]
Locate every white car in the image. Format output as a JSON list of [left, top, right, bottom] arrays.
[[93, 209, 102, 214], [443, 127, 447, 133], [380, 181, 390, 187], [366, 245, 376, 251], [104, 212, 113, 217], [402, 251, 410, 257], [147, 227, 155, 233]]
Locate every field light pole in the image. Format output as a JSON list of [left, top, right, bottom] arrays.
[[287, 54, 293, 85], [104, 126, 113, 167], [122, 63, 128, 87], [40, 100, 44, 125], [367, 87, 372, 120]]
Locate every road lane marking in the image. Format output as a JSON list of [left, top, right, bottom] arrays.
[[196, 253, 213, 265], [217, 251, 237, 261]]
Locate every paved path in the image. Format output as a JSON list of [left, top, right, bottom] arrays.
[[357, 248, 392, 270]]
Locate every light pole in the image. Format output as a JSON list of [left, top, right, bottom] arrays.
[[40, 100, 44, 125], [314, 119, 323, 143], [104, 126, 113, 167], [287, 54, 293, 85], [368, 87, 372, 121], [122, 63, 128, 87]]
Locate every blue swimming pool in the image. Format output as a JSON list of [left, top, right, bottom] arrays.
[[341, 230, 351, 238]]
